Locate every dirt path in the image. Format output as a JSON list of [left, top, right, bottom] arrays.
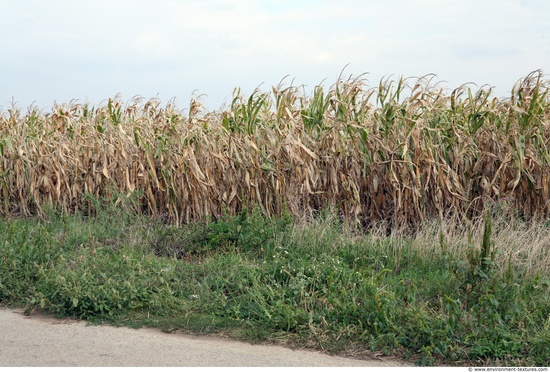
[[0, 307, 411, 367]]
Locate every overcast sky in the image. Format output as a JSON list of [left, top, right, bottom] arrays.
[[1, 0, 549, 112]]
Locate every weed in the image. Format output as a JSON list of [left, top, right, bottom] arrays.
[[0, 202, 549, 366]]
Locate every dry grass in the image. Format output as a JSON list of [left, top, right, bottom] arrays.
[[1, 70, 549, 231], [407, 213, 550, 277]]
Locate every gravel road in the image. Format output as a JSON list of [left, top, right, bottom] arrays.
[[0, 307, 411, 367]]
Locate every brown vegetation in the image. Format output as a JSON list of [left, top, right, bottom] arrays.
[[1, 71, 549, 229]]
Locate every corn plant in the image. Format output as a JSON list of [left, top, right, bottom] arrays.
[[1, 71, 549, 230]]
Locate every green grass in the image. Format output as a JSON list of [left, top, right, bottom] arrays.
[[1, 195, 549, 366]]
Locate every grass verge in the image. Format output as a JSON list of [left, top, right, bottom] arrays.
[[1, 196, 549, 366]]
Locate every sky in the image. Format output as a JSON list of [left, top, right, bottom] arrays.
[[1, 0, 549, 113]]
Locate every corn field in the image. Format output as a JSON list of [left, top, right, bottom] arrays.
[[1, 70, 549, 228]]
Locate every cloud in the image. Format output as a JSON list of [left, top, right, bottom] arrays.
[[1, 0, 549, 110]]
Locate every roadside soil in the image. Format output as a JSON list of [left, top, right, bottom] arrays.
[[0, 307, 412, 367]]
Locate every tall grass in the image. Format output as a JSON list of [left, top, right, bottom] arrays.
[[1, 71, 549, 230], [1, 200, 548, 366]]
